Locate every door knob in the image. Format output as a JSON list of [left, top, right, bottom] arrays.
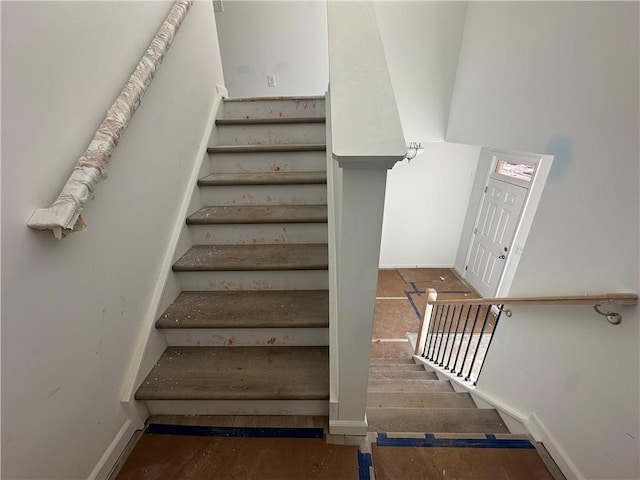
[[499, 255, 506, 260]]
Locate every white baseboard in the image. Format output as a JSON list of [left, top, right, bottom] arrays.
[[527, 413, 584, 480], [87, 418, 142, 480], [378, 264, 455, 269], [119, 90, 222, 406], [329, 418, 368, 436]]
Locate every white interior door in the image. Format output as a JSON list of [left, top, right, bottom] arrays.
[[465, 178, 527, 297]]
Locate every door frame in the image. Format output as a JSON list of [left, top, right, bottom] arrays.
[[456, 147, 554, 297]]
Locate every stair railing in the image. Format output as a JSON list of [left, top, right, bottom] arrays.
[[415, 289, 638, 386], [326, 1, 406, 435], [27, 0, 193, 239]]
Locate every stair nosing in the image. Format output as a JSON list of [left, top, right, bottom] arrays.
[[197, 171, 327, 187], [187, 205, 328, 225], [172, 244, 329, 272], [207, 144, 326, 154], [216, 117, 325, 125], [223, 96, 325, 102]]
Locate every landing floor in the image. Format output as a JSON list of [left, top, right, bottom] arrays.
[[372, 267, 478, 359]]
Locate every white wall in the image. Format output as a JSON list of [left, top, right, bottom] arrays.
[[215, 0, 329, 98], [447, 3, 639, 479], [374, 2, 472, 268], [380, 142, 480, 268], [374, 1, 467, 142], [1, 2, 224, 478]]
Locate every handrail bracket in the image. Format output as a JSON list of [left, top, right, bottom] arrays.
[[593, 305, 623, 325]]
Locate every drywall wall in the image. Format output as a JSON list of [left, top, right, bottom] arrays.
[[374, 1, 467, 142], [213, 1, 467, 142], [215, 0, 329, 97], [447, 3, 639, 479], [1, 2, 224, 478], [379, 142, 480, 268]]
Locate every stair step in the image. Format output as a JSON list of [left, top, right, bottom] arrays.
[[221, 97, 325, 120], [215, 123, 325, 145], [198, 171, 327, 186], [369, 365, 426, 372], [370, 358, 416, 365], [147, 415, 329, 429], [162, 328, 328, 347], [199, 183, 326, 207], [367, 392, 477, 409], [209, 151, 326, 174], [216, 117, 325, 125], [208, 144, 326, 154], [157, 290, 329, 329], [187, 205, 327, 225], [366, 407, 509, 433], [368, 379, 454, 393], [369, 371, 438, 381], [190, 223, 328, 246], [172, 244, 328, 272], [176, 270, 328, 292], [136, 346, 329, 401]]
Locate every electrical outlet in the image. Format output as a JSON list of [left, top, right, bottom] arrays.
[[213, 0, 224, 12], [267, 75, 276, 88]]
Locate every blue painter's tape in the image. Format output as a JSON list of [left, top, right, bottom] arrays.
[[410, 282, 425, 295], [376, 433, 535, 449], [145, 423, 324, 439], [358, 450, 373, 480], [404, 290, 423, 320]]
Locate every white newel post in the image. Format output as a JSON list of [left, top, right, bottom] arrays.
[[327, 1, 406, 435], [415, 288, 438, 356]]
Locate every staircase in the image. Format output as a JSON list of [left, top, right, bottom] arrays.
[[367, 358, 509, 433], [135, 96, 330, 417]]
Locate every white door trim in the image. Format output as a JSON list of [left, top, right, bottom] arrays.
[[462, 147, 554, 297]]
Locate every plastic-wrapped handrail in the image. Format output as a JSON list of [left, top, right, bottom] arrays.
[[27, 0, 193, 239]]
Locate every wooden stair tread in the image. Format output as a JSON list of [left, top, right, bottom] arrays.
[[208, 144, 326, 154], [216, 117, 325, 125], [147, 415, 329, 429], [367, 392, 476, 409], [136, 346, 329, 401], [368, 379, 454, 393], [370, 358, 416, 365], [224, 96, 325, 102], [198, 171, 327, 186], [172, 244, 328, 271], [156, 290, 329, 329], [366, 407, 509, 433], [369, 365, 426, 372], [369, 371, 438, 381], [187, 205, 327, 225]]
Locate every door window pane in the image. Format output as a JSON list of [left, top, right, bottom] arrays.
[[495, 159, 535, 182]]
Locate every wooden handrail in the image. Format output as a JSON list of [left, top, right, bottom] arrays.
[[27, 0, 193, 239], [415, 290, 637, 356], [430, 293, 638, 307]]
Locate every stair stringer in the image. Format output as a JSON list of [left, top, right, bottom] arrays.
[[119, 85, 228, 412]]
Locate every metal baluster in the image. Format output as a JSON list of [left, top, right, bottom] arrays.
[[450, 305, 470, 374], [434, 305, 451, 364], [465, 304, 493, 383], [445, 305, 464, 370], [427, 304, 446, 361], [458, 305, 481, 378], [439, 306, 457, 367], [422, 305, 440, 357], [474, 305, 504, 386]]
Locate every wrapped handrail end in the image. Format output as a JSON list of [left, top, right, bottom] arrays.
[[26, 0, 193, 239]]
